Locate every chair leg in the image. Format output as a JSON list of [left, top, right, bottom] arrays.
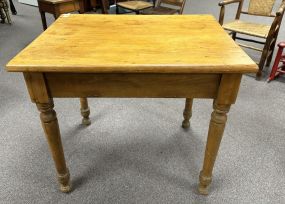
[[53, 12, 60, 19], [100, 0, 108, 14], [9, 0, 17, 15], [78, 0, 84, 13], [0, 9, 6, 24], [266, 39, 277, 67], [265, 49, 274, 67], [3, 0, 11, 24], [182, 98, 193, 129], [257, 43, 271, 79], [232, 32, 236, 41], [267, 46, 284, 82], [80, 98, 91, 126], [40, 11, 47, 30]]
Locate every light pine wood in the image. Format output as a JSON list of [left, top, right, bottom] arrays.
[[198, 74, 242, 195], [6, 15, 257, 74], [199, 102, 230, 195], [37, 99, 71, 193], [23, 73, 49, 103], [182, 98, 193, 129], [80, 97, 91, 125], [23, 73, 71, 193], [6, 15, 258, 195]]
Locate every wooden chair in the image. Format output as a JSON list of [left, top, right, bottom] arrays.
[[141, 0, 186, 15], [0, 0, 11, 24], [218, 0, 285, 78], [116, 0, 153, 14]]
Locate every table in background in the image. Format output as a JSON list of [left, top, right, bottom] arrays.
[[6, 15, 257, 195]]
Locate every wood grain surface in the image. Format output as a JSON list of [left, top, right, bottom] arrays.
[[6, 14, 257, 73]]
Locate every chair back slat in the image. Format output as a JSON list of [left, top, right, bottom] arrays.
[[248, 0, 276, 16], [161, 0, 184, 7]]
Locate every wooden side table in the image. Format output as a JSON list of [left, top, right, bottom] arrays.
[[6, 15, 258, 195]]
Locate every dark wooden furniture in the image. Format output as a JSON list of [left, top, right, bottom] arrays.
[[37, 0, 82, 30], [83, 0, 113, 13], [218, 0, 285, 79], [0, 0, 11, 23], [6, 14, 258, 195], [9, 0, 16, 15], [141, 0, 186, 14]]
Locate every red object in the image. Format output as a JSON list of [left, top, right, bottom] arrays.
[[267, 42, 285, 82]]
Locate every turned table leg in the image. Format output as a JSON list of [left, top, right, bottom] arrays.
[[182, 98, 193, 129], [80, 97, 91, 126], [36, 99, 71, 193], [198, 102, 230, 195]]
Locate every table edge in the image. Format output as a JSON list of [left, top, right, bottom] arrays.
[[6, 64, 258, 73]]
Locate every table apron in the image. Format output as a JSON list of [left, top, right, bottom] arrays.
[[44, 73, 221, 98]]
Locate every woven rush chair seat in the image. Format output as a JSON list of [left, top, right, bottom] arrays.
[[117, 0, 152, 11], [223, 20, 271, 38], [142, 6, 178, 14]]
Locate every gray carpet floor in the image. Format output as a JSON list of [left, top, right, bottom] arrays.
[[1, 1, 285, 203]]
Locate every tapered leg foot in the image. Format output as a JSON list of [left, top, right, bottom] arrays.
[[198, 185, 209, 195], [198, 102, 230, 195], [60, 184, 71, 193], [58, 169, 71, 193], [198, 171, 212, 195], [256, 70, 262, 80], [80, 98, 91, 126], [82, 117, 91, 126], [182, 120, 190, 129], [182, 98, 193, 129]]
